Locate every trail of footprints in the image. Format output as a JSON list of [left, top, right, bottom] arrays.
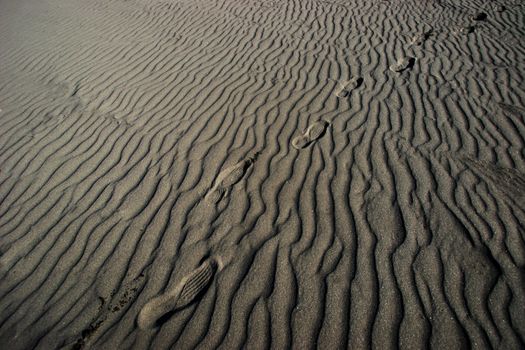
[[131, 2, 507, 335], [456, 10, 489, 34], [392, 9, 492, 72]]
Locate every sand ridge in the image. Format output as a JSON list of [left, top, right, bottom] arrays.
[[0, 0, 524, 348]]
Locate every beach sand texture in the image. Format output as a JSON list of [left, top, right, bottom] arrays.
[[0, 0, 525, 348]]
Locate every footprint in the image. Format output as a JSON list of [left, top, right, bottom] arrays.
[[72, 273, 146, 349], [471, 12, 487, 21], [456, 25, 476, 34], [410, 30, 432, 46], [389, 57, 416, 72], [334, 77, 363, 98], [137, 258, 218, 329], [292, 120, 330, 149], [205, 156, 256, 203], [29, 113, 65, 136]]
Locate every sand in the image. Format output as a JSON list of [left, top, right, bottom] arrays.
[[0, 0, 524, 348]]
